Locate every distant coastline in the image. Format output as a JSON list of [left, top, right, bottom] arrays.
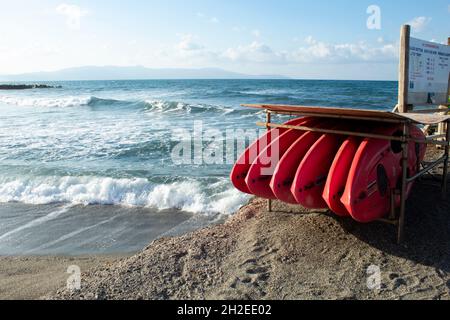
[[0, 66, 290, 82]]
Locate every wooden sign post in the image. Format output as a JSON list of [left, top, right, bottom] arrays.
[[398, 25, 411, 113], [439, 37, 450, 141]]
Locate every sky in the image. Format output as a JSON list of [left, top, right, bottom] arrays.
[[0, 0, 449, 80]]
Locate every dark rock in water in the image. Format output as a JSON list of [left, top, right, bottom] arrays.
[[0, 84, 62, 90]]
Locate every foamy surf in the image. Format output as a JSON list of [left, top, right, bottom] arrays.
[[0, 96, 93, 108], [0, 175, 250, 216], [144, 100, 235, 115], [0, 95, 241, 118]]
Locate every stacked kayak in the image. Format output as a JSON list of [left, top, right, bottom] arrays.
[[230, 117, 427, 223]]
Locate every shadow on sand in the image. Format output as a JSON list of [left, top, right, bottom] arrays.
[[334, 179, 450, 272]]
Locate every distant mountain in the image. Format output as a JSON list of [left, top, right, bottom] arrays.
[[0, 66, 289, 81]]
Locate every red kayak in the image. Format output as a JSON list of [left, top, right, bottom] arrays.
[[341, 124, 426, 223], [270, 120, 334, 204], [291, 125, 347, 209], [246, 118, 320, 199], [323, 136, 362, 216], [230, 117, 307, 194]]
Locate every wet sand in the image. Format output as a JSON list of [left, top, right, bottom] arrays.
[[3, 149, 450, 300], [0, 204, 204, 255]]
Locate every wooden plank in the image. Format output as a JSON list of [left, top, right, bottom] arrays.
[[437, 105, 449, 146], [399, 113, 450, 125], [243, 104, 450, 125], [256, 122, 405, 141], [257, 122, 450, 146], [398, 25, 411, 113], [447, 36, 450, 98], [243, 104, 406, 122], [438, 37, 450, 144], [398, 123, 410, 243], [412, 108, 449, 114], [442, 121, 450, 195], [266, 110, 403, 124]]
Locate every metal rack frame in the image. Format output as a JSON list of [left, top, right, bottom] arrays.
[[245, 105, 450, 244]]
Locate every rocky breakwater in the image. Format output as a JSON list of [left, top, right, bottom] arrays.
[[0, 84, 62, 90]]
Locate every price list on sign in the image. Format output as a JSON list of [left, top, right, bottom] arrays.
[[408, 37, 450, 105]]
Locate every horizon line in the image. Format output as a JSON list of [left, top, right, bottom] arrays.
[[0, 78, 398, 82]]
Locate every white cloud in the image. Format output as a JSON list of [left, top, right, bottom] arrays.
[[137, 32, 400, 71], [290, 37, 398, 63], [176, 34, 204, 52], [222, 41, 285, 63], [252, 29, 261, 38], [169, 35, 398, 67], [232, 26, 248, 33], [219, 36, 397, 66], [196, 12, 220, 24], [210, 17, 220, 24], [56, 3, 89, 30], [407, 16, 432, 33], [170, 34, 219, 67], [305, 36, 315, 45]]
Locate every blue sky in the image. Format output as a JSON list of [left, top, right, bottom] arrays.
[[0, 0, 448, 79]]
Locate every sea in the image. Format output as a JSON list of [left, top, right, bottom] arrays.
[[0, 79, 398, 255]]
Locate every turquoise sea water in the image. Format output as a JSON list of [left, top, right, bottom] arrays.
[[0, 80, 398, 254]]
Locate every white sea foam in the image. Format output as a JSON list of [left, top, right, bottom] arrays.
[[0, 176, 250, 215], [239, 89, 292, 96], [145, 100, 193, 113], [0, 96, 92, 108], [0, 95, 236, 115], [144, 100, 235, 115]]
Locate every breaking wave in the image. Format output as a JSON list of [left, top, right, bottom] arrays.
[[0, 95, 238, 115], [143, 100, 234, 115], [0, 175, 250, 216], [0, 96, 92, 108]]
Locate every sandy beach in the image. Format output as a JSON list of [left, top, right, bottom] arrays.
[[1, 150, 449, 300], [50, 193, 449, 300], [0, 255, 127, 300]]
